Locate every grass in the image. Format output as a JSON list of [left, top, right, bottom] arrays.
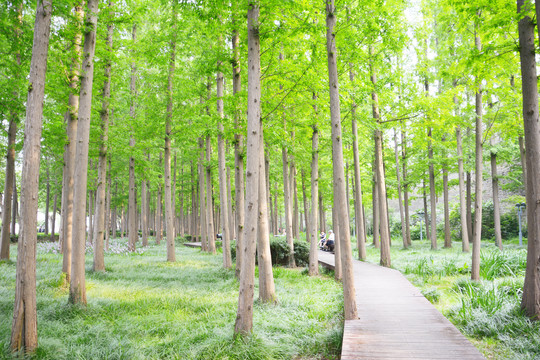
[[352, 237, 538, 360], [0, 238, 343, 360]]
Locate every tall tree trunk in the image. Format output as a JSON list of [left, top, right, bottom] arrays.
[[401, 125, 411, 246], [301, 170, 310, 243], [422, 179, 430, 240], [427, 126, 437, 250], [520, 0, 540, 318], [11, 180, 18, 236], [258, 122, 276, 303], [50, 193, 58, 241], [156, 184, 162, 244], [87, 186, 94, 244], [471, 31, 483, 282], [491, 138, 502, 250], [369, 49, 390, 265], [60, 0, 84, 281], [141, 169, 148, 246], [308, 105, 320, 276], [443, 154, 451, 248], [198, 138, 207, 251], [232, 21, 244, 278], [69, 0, 99, 306], [326, 0, 358, 320], [217, 63, 231, 268], [350, 85, 367, 259], [234, 2, 261, 335], [10, 0, 52, 351], [164, 1, 177, 262], [105, 160, 112, 249], [372, 174, 379, 248], [332, 208, 342, 280], [128, 23, 138, 253], [519, 136, 527, 193], [282, 131, 295, 267], [0, 114, 17, 260], [393, 128, 407, 249], [205, 134, 216, 254], [45, 168, 50, 234], [92, 4, 112, 271], [456, 124, 470, 252]]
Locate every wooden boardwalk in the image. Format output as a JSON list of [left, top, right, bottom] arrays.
[[318, 250, 485, 360], [183, 242, 202, 248]]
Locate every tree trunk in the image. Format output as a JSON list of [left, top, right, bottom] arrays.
[[520, 0, 540, 318], [0, 114, 17, 260], [87, 187, 94, 245], [141, 169, 148, 246], [393, 128, 407, 249], [164, 2, 177, 262], [471, 31, 483, 282], [11, 180, 18, 236], [326, 0, 358, 320], [350, 86, 367, 259], [234, 2, 261, 335], [217, 64, 231, 268], [50, 193, 58, 241], [423, 179, 430, 240], [205, 134, 216, 254], [282, 133, 295, 267], [45, 169, 50, 234], [456, 124, 470, 251], [258, 121, 276, 303], [519, 136, 527, 193], [443, 155, 451, 248], [128, 23, 138, 253], [198, 138, 207, 251], [105, 160, 112, 250], [428, 125, 437, 250], [301, 169, 310, 243], [372, 170, 379, 248], [69, 0, 99, 306], [319, 193, 325, 233], [232, 21, 244, 277], [60, 0, 84, 281], [491, 139, 502, 250], [332, 208, 342, 280], [401, 126, 411, 246], [92, 5, 112, 272], [10, 0, 52, 351], [308, 111, 320, 276]]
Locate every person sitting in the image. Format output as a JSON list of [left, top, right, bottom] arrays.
[[318, 231, 326, 248], [324, 230, 335, 252]]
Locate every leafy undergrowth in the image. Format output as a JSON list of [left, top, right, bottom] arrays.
[[0, 238, 343, 360], [356, 239, 537, 360]]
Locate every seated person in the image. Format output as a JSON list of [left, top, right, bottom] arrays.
[[324, 230, 335, 252], [318, 231, 326, 248]]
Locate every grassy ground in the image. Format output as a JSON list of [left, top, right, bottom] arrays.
[[354, 237, 539, 360], [0, 238, 343, 360]]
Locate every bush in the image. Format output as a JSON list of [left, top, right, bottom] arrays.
[[231, 237, 310, 267]]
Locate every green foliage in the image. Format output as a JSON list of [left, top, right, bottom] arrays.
[[231, 237, 310, 268], [422, 287, 441, 304], [479, 250, 527, 280]]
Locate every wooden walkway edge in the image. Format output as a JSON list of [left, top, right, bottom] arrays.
[[183, 242, 202, 248], [318, 250, 485, 360]]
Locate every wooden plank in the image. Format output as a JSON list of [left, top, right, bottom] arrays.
[[183, 242, 202, 248], [318, 250, 485, 360]]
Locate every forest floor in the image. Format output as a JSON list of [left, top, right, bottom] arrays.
[[355, 237, 539, 360], [0, 237, 343, 360]]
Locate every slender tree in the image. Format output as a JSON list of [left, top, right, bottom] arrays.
[[325, 0, 357, 320], [10, 0, 52, 351], [69, 0, 99, 305]]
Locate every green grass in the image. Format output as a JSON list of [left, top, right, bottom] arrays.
[[0, 238, 343, 360], [352, 238, 538, 360]]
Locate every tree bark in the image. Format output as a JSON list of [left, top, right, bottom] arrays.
[[258, 121, 276, 303], [92, 3, 113, 272], [491, 138, 502, 250], [69, 0, 99, 306], [443, 152, 451, 248], [423, 179, 430, 240], [308, 106, 320, 276], [128, 23, 138, 253], [520, 0, 540, 318], [198, 138, 207, 251], [0, 114, 17, 260], [45, 168, 50, 234], [401, 125, 411, 246], [10, 0, 52, 351], [393, 128, 407, 249], [456, 124, 470, 251], [282, 134, 295, 267], [164, 1, 177, 262], [519, 136, 527, 193], [372, 171, 379, 248], [205, 134, 216, 254], [217, 63, 231, 268], [326, 0, 358, 320], [427, 126, 437, 250], [234, 2, 261, 335], [301, 169, 310, 242], [105, 160, 112, 250], [50, 193, 57, 241], [60, 0, 84, 281], [332, 208, 342, 281]]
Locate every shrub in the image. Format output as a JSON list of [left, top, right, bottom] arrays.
[[422, 287, 441, 303], [231, 237, 310, 267]]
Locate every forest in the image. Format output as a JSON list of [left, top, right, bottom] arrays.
[[1, 0, 540, 359]]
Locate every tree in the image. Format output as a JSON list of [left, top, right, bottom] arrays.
[[518, 0, 540, 319], [234, 1, 261, 336], [69, 0, 99, 305], [325, 0, 357, 321], [10, 0, 52, 352]]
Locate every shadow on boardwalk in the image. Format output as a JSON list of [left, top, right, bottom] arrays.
[[318, 250, 485, 360]]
